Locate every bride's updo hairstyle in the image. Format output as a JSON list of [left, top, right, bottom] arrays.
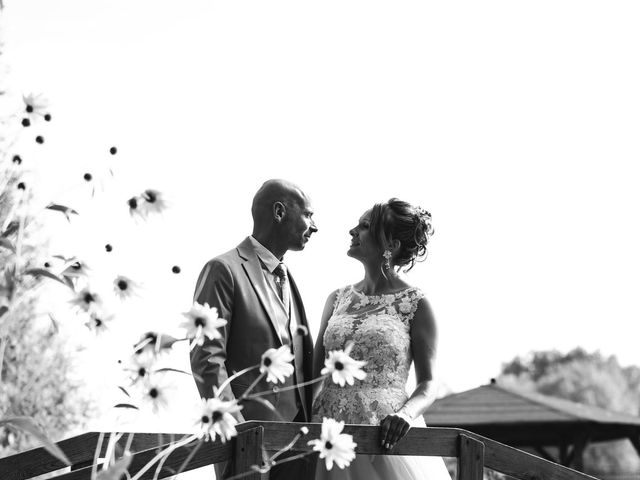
[[369, 198, 434, 272]]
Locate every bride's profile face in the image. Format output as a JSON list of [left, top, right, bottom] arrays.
[[348, 209, 382, 261]]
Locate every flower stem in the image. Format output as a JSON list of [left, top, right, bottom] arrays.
[[239, 371, 266, 400], [247, 374, 327, 399], [216, 364, 259, 396], [129, 434, 198, 480]]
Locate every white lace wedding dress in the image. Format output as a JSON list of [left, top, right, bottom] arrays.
[[312, 285, 451, 480]]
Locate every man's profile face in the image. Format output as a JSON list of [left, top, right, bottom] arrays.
[[282, 195, 317, 251]]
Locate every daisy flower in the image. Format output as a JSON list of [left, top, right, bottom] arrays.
[[124, 354, 154, 385], [260, 346, 294, 384], [197, 397, 243, 442], [321, 342, 367, 387], [85, 310, 113, 334], [133, 331, 179, 357], [138, 377, 171, 413], [70, 287, 100, 312], [140, 189, 167, 215], [60, 259, 89, 279], [180, 302, 227, 348], [22, 93, 49, 121], [308, 418, 357, 470], [113, 275, 140, 300], [127, 189, 168, 220]]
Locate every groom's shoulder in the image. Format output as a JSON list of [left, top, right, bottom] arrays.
[[202, 238, 250, 269]]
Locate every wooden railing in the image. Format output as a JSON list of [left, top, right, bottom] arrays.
[[0, 421, 602, 480]]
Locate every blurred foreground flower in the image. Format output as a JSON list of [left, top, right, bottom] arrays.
[[321, 342, 367, 387], [197, 397, 243, 442], [69, 287, 100, 312], [308, 418, 357, 470], [127, 189, 167, 220], [22, 93, 49, 121], [133, 331, 179, 357], [113, 275, 140, 300], [85, 310, 113, 334], [260, 346, 294, 384], [139, 378, 171, 413], [180, 302, 226, 348]]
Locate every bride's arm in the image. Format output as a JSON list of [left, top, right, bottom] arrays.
[[311, 290, 338, 402], [381, 296, 437, 450]]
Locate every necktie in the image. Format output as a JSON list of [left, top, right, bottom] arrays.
[[273, 263, 290, 317]]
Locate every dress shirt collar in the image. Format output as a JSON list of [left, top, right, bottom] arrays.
[[248, 235, 282, 274]]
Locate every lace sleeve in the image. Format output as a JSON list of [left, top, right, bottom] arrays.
[[397, 287, 425, 325]]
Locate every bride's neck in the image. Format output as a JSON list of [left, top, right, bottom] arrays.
[[359, 265, 402, 295]]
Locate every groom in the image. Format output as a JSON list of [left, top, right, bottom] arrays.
[[190, 179, 317, 477]]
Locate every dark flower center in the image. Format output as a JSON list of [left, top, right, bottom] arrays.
[[201, 415, 210, 424], [334, 361, 344, 371], [26, 105, 34, 113], [149, 388, 159, 399], [95, 318, 103, 327], [17, 182, 26, 190], [44, 113, 52, 122], [172, 265, 181, 274], [212, 411, 223, 423], [83, 173, 92, 182], [325, 441, 333, 450], [138, 367, 146, 377], [35, 136, 44, 144], [105, 244, 113, 252], [128, 197, 138, 209], [12, 155, 22, 165], [21, 118, 30, 127], [194, 317, 205, 328], [263, 357, 272, 367], [144, 190, 157, 203], [117, 280, 128, 291], [110, 146, 117, 155], [84, 293, 95, 303], [72, 262, 82, 270]]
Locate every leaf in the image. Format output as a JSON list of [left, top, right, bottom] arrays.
[[114, 403, 139, 410], [0, 416, 71, 465], [0, 238, 16, 253], [24, 268, 72, 288], [46, 203, 79, 220], [118, 386, 131, 397], [1, 221, 19, 238], [96, 453, 132, 480]]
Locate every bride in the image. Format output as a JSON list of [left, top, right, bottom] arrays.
[[311, 198, 451, 480]]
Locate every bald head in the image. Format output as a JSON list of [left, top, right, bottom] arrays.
[[251, 179, 317, 257], [251, 179, 306, 226]]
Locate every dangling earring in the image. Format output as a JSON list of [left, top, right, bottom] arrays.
[[383, 250, 392, 270]]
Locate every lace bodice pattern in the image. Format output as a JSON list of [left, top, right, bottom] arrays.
[[312, 285, 425, 425]]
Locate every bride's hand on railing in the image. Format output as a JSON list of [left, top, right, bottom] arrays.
[[380, 410, 413, 451]]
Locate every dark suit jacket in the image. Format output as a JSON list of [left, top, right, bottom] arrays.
[[190, 237, 314, 421]]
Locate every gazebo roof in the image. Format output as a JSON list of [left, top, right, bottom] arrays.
[[426, 382, 640, 446]]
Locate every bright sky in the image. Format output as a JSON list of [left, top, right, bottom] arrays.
[[3, 0, 640, 437]]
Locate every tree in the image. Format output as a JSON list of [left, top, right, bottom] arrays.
[[0, 38, 94, 456], [499, 347, 640, 476]]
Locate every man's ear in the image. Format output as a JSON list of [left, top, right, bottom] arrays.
[[273, 202, 286, 223]]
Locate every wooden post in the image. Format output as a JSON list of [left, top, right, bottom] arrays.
[[232, 426, 265, 480], [458, 434, 484, 480]]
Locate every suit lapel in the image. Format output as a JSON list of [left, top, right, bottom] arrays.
[[237, 238, 285, 346]]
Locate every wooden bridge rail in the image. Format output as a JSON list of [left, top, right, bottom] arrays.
[[0, 421, 602, 480]]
